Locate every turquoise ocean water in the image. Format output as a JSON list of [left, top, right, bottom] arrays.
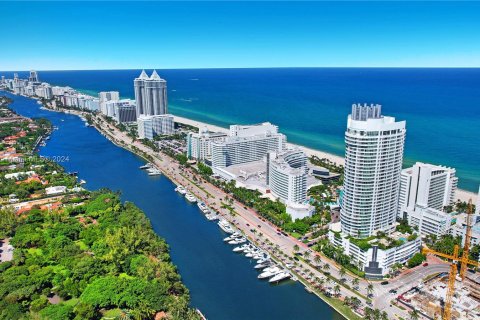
[[2, 68, 479, 191]]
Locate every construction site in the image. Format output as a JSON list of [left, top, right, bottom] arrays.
[[399, 201, 480, 320], [400, 273, 480, 319]]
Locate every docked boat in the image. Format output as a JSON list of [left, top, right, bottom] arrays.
[[217, 220, 235, 234], [197, 202, 210, 214], [254, 262, 271, 269], [258, 266, 281, 279], [233, 244, 250, 252], [205, 212, 218, 221], [147, 168, 161, 176], [256, 257, 270, 264], [269, 271, 291, 283], [139, 163, 152, 170], [224, 233, 241, 242], [253, 253, 267, 260], [228, 237, 246, 245], [185, 193, 197, 203], [175, 185, 187, 195]]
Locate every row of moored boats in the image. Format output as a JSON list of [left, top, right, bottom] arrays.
[[174, 184, 291, 283], [175, 185, 219, 221], [220, 220, 292, 284], [139, 163, 162, 176]]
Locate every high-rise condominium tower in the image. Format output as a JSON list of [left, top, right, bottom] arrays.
[[341, 103, 406, 238], [134, 70, 167, 116], [29, 70, 39, 82]]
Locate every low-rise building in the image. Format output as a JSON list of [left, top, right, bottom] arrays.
[[450, 213, 480, 247], [407, 205, 452, 237], [45, 186, 67, 195], [328, 222, 421, 279]]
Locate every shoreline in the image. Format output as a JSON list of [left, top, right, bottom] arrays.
[[172, 115, 476, 203]]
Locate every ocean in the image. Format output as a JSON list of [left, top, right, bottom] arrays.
[[2, 68, 479, 192]]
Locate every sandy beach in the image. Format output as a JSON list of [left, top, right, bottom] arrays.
[[173, 115, 477, 203]]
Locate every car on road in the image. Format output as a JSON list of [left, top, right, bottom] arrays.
[[381, 281, 389, 285], [422, 262, 429, 267]]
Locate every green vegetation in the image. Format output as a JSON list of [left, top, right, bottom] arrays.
[[316, 239, 365, 278], [0, 190, 200, 320], [407, 253, 426, 268], [197, 162, 213, 176], [396, 218, 413, 234], [309, 155, 344, 175]]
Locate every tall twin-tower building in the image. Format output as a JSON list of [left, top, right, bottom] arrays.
[[134, 70, 168, 116]]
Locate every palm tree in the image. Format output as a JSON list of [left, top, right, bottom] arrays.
[[352, 277, 360, 288], [317, 277, 325, 290], [409, 310, 420, 320], [350, 297, 361, 310], [293, 244, 300, 254], [322, 264, 330, 272], [339, 267, 346, 280], [367, 283, 374, 297], [333, 284, 341, 297], [381, 311, 389, 320], [304, 250, 311, 261], [313, 255, 322, 267]]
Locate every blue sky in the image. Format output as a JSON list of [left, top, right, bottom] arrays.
[[1, 1, 479, 70]]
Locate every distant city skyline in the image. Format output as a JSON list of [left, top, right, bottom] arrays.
[[1, 1, 480, 70]]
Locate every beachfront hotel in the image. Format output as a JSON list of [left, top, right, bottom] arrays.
[[341, 103, 406, 238], [266, 149, 315, 220], [398, 162, 457, 218], [211, 122, 286, 169], [134, 70, 168, 117]]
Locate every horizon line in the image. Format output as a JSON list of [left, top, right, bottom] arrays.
[[1, 66, 480, 73]]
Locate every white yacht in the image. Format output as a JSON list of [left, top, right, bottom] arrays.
[[253, 253, 267, 260], [197, 202, 209, 213], [147, 168, 162, 176], [185, 193, 197, 203], [233, 244, 249, 252], [254, 261, 271, 269], [256, 257, 270, 264], [258, 267, 281, 279], [217, 220, 235, 234], [245, 249, 261, 258], [139, 163, 152, 170], [228, 237, 246, 245], [205, 212, 218, 221], [269, 271, 291, 283], [175, 186, 187, 195], [223, 233, 241, 242]]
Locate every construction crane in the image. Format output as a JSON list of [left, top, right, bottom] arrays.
[[421, 200, 479, 320]]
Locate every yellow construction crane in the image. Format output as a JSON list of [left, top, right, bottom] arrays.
[[421, 200, 479, 320]]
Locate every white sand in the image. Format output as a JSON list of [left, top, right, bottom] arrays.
[[173, 115, 477, 203]]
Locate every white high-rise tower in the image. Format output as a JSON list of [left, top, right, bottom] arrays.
[[29, 70, 39, 82], [134, 70, 167, 116], [134, 70, 148, 116], [341, 103, 406, 238]]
